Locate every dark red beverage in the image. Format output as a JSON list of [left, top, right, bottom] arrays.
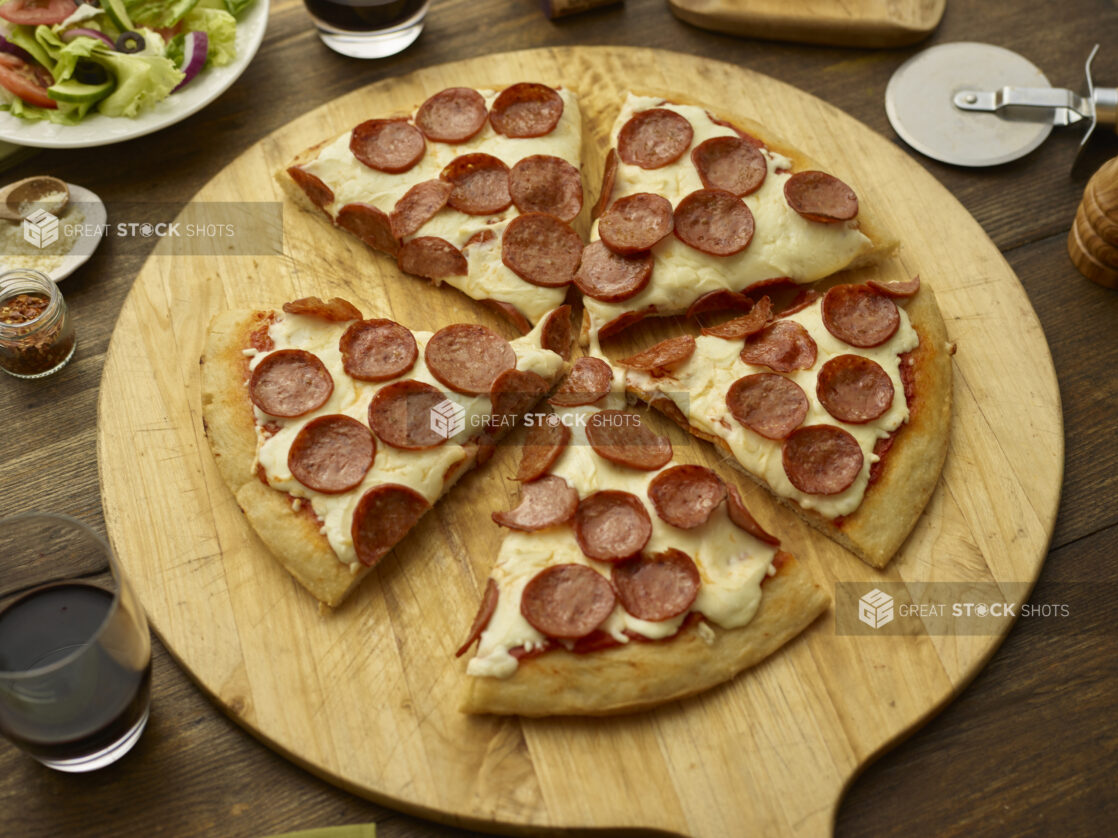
[[303, 0, 427, 32], [0, 583, 151, 763]]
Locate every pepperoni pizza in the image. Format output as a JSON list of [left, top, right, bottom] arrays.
[[577, 92, 896, 345], [200, 297, 572, 607], [620, 276, 952, 569], [456, 360, 828, 715], [280, 83, 586, 333]]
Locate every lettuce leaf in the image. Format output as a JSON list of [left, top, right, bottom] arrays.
[[181, 7, 236, 66], [124, 0, 201, 28], [91, 50, 183, 116]]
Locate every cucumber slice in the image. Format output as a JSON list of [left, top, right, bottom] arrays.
[[102, 0, 134, 31], [48, 77, 116, 105]]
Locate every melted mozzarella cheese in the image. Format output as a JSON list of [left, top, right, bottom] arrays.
[[625, 297, 919, 519], [301, 89, 579, 324], [467, 390, 778, 680], [583, 94, 873, 336], [248, 311, 564, 566]]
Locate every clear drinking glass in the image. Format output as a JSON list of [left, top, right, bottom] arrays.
[[303, 0, 430, 59], [0, 514, 152, 772]]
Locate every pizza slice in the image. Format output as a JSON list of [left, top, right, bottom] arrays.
[[618, 276, 952, 569], [200, 296, 573, 607], [456, 358, 828, 716], [279, 83, 586, 333], [575, 91, 896, 345]]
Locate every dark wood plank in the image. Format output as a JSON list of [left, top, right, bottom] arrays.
[[2, 0, 1116, 834]]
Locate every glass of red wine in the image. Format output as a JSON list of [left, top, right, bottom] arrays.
[[303, 0, 430, 59], [0, 514, 152, 772]]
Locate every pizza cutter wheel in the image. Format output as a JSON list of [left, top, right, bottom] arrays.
[[886, 42, 1116, 168]]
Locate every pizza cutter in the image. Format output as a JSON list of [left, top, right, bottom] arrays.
[[885, 42, 1116, 168]]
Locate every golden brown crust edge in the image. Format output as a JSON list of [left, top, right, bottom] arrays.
[[459, 555, 828, 716], [625, 284, 952, 569]]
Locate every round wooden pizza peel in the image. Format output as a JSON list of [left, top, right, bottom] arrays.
[[97, 47, 1062, 837]]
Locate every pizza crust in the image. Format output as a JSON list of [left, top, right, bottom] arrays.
[[626, 283, 952, 568], [460, 554, 828, 716]]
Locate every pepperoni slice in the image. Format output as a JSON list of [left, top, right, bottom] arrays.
[[868, 275, 921, 298], [548, 356, 612, 407], [465, 229, 496, 249], [726, 373, 809, 440], [777, 289, 820, 318], [740, 320, 818, 373], [585, 410, 673, 471], [782, 425, 864, 495], [455, 577, 498, 657], [479, 299, 531, 335], [489, 83, 564, 138], [784, 170, 858, 223], [617, 335, 695, 376], [367, 380, 451, 449], [488, 368, 549, 428], [598, 192, 674, 255], [424, 323, 516, 396], [516, 417, 571, 482], [492, 474, 579, 531], [287, 166, 333, 211], [701, 296, 774, 340], [572, 240, 653, 302], [397, 236, 468, 280], [611, 549, 700, 622], [340, 319, 418, 381], [817, 355, 894, 424], [415, 87, 487, 143], [821, 284, 900, 348], [648, 465, 726, 529], [597, 307, 655, 341], [351, 483, 430, 567], [725, 484, 779, 544], [509, 155, 583, 222], [592, 148, 618, 220], [283, 297, 362, 322], [617, 108, 694, 170], [520, 564, 616, 639], [350, 119, 425, 174], [574, 490, 652, 562], [441, 153, 512, 215], [501, 212, 582, 288], [691, 135, 767, 197], [674, 188, 755, 256], [686, 288, 754, 319], [390, 180, 453, 239], [249, 350, 333, 418], [288, 414, 375, 494], [540, 304, 572, 360], [452, 578, 508, 656], [336, 203, 398, 256]]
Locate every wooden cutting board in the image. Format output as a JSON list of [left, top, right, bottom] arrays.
[[669, 0, 946, 47], [97, 46, 1061, 837]]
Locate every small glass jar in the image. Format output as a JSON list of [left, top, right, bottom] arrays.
[[0, 269, 76, 379]]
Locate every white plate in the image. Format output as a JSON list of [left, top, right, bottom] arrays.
[[0, 183, 106, 281], [0, 0, 269, 149]]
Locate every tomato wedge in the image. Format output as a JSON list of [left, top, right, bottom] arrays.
[[0, 0, 78, 26], [0, 53, 56, 109]]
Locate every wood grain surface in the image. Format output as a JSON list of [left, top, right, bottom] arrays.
[[668, 0, 946, 47], [2, 1, 1116, 836], [93, 45, 1058, 837]]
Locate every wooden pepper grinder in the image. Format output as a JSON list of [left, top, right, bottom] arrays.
[[1068, 156, 1118, 289]]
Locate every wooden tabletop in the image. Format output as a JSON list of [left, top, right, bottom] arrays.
[[2, 0, 1116, 835]]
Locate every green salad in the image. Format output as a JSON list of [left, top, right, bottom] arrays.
[[0, 0, 255, 123]]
